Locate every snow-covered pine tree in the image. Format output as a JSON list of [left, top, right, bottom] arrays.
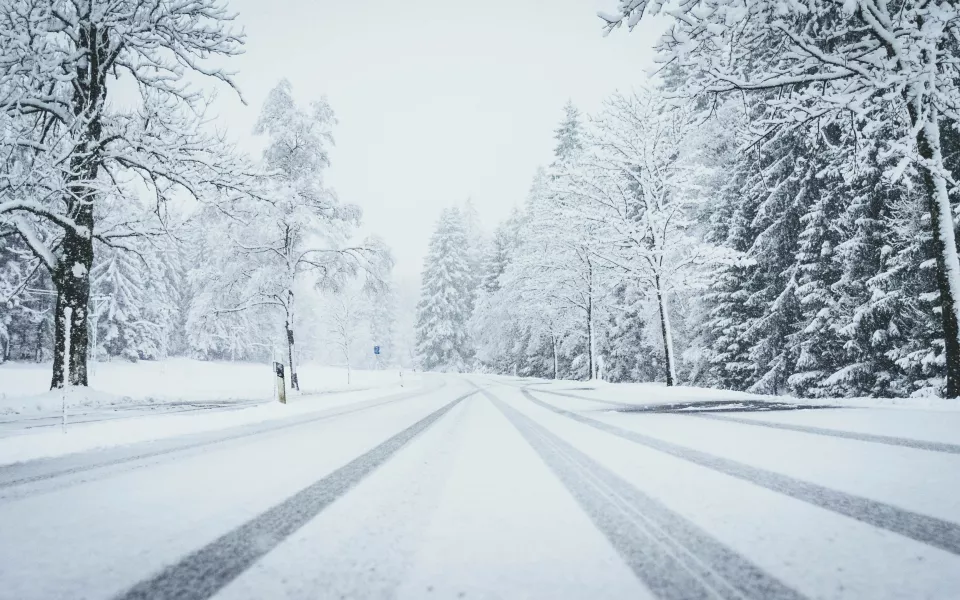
[[461, 197, 486, 314], [470, 207, 526, 374], [602, 0, 960, 397], [91, 246, 158, 361], [740, 131, 808, 395], [553, 101, 584, 161], [865, 185, 944, 396], [786, 133, 849, 397], [700, 140, 763, 390], [480, 208, 522, 295], [415, 207, 474, 372], [824, 139, 912, 397], [600, 282, 662, 383]]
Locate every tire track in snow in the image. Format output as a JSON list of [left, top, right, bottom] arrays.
[[0, 381, 446, 498], [691, 413, 960, 455], [514, 380, 960, 454], [114, 389, 475, 600], [480, 386, 806, 600], [523, 388, 960, 557]]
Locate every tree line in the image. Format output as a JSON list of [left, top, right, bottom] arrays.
[[417, 0, 960, 398], [0, 1, 394, 389]]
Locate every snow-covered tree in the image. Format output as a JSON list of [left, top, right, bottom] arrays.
[[557, 91, 723, 385], [553, 101, 584, 162], [0, 0, 255, 387], [601, 0, 960, 395], [415, 207, 474, 372], [368, 278, 397, 367], [326, 288, 365, 385], [198, 80, 377, 390]]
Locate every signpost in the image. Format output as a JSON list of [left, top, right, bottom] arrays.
[[273, 361, 286, 404]]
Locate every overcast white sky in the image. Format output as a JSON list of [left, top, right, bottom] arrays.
[[214, 0, 661, 283]]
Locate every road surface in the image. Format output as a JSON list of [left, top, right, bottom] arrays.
[[1, 375, 959, 599]]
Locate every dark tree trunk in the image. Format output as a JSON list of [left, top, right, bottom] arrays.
[[50, 229, 92, 387], [50, 21, 107, 389], [552, 333, 559, 380]]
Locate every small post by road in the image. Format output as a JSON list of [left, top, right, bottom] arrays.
[[274, 361, 287, 404]]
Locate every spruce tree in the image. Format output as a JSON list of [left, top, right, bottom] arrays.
[[415, 208, 474, 372]]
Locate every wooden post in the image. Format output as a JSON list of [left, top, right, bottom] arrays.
[[274, 361, 287, 404]]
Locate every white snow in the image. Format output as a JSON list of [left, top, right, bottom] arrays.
[[1, 375, 959, 598], [492, 380, 960, 599], [216, 390, 649, 599], [0, 384, 456, 600], [0, 358, 418, 465], [0, 358, 408, 414], [517, 377, 960, 412]]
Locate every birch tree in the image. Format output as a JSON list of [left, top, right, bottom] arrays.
[[517, 170, 607, 380], [557, 91, 723, 385], [548, 106, 605, 379], [208, 80, 373, 390], [326, 288, 365, 385]]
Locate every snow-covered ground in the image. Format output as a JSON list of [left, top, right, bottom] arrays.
[[1, 374, 958, 599], [0, 358, 408, 414], [0, 359, 418, 465], [518, 376, 960, 412]]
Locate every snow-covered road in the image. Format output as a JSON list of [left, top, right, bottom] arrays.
[[1, 375, 959, 599]]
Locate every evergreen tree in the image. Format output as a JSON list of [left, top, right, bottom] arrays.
[[787, 148, 847, 397], [601, 282, 662, 382], [701, 153, 762, 390], [741, 134, 808, 394], [415, 208, 474, 371], [91, 246, 161, 361], [553, 101, 584, 162], [825, 143, 910, 397]]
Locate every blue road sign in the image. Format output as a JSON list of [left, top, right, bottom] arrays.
[[374, 346, 381, 355]]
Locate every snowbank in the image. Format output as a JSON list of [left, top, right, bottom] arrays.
[[497, 377, 960, 412], [0, 383, 426, 466], [0, 358, 423, 465], [0, 358, 410, 415]]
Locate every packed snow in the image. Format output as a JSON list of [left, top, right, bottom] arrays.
[[1, 376, 959, 599]]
